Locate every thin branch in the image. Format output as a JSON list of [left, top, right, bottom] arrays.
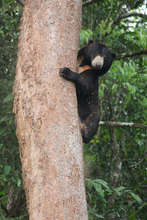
[[99, 121, 147, 129], [104, 12, 147, 38], [116, 49, 147, 60], [16, 0, 24, 7], [114, 12, 147, 25], [83, 0, 97, 7]]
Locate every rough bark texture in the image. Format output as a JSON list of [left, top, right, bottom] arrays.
[[13, 0, 88, 219]]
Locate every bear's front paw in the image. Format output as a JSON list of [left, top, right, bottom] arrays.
[[59, 67, 71, 78]]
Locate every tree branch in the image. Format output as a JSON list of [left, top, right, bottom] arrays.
[[114, 12, 147, 25], [83, 0, 97, 7], [16, 0, 24, 7], [99, 121, 147, 129], [116, 49, 147, 60], [104, 12, 147, 38]]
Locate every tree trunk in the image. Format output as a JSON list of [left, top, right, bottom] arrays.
[[13, 0, 88, 219]]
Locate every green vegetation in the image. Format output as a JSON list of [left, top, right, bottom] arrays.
[[0, 0, 147, 219]]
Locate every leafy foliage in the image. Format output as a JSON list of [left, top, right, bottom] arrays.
[[82, 0, 147, 219], [86, 178, 146, 219], [0, 1, 27, 219]]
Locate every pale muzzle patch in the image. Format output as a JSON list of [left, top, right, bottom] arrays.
[[91, 55, 104, 69]]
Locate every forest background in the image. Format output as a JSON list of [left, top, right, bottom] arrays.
[[0, 0, 147, 219]]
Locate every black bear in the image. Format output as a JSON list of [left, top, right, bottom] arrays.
[[59, 41, 115, 143]]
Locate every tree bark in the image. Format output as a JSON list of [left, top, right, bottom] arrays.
[[13, 0, 88, 219]]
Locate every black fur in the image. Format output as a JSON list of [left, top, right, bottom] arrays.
[[59, 42, 115, 143]]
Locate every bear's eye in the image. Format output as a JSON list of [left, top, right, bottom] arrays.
[[91, 55, 104, 69]]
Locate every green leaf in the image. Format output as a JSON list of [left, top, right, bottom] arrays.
[[94, 214, 104, 218], [3, 93, 13, 103], [17, 179, 22, 187], [129, 192, 143, 204], [112, 84, 118, 94], [4, 165, 11, 175], [113, 186, 125, 196], [95, 179, 110, 190], [0, 116, 9, 124]]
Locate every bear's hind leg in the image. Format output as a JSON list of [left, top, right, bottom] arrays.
[[80, 113, 99, 143]]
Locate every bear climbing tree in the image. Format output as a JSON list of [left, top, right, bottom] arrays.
[[60, 41, 115, 143]]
